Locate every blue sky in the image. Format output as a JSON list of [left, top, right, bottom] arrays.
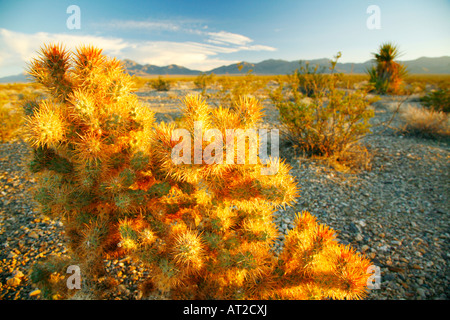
[[0, 0, 449, 77]]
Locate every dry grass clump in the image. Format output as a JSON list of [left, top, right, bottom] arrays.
[[399, 104, 449, 138], [0, 99, 23, 142]]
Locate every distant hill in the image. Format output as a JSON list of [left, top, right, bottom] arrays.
[[0, 72, 29, 83], [403, 56, 450, 74], [122, 59, 201, 76], [1, 56, 449, 83]]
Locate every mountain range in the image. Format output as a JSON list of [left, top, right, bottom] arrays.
[[2, 56, 450, 83]]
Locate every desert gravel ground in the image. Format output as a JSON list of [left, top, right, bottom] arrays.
[[0, 83, 448, 300]]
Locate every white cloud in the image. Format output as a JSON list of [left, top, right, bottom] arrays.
[[0, 27, 276, 77]]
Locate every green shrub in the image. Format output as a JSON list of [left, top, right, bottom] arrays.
[[420, 89, 450, 113], [150, 76, 171, 91], [271, 52, 374, 164], [194, 72, 215, 95], [293, 61, 329, 98]]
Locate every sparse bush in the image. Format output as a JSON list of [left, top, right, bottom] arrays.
[[400, 104, 449, 138], [271, 53, 374, 166], [293, 61, 329, 98], [25, 43, 372, 300], [420, 89, 450, 113], [367, 42, 407, 95], [150, 76, 171, 91]]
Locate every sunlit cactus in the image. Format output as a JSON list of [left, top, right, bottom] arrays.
[[25, 43, 372, 300]]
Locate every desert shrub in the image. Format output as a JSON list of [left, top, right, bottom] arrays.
[[367, 43, 407, 95], [293, 61, 329, 98], [24, 43, 372, 300], [400, 104, 449, 138], [420, 89, 450, 113], [194, 72, 215, 95], [271, 53, 374, 164], [150, 76, 171, 91]]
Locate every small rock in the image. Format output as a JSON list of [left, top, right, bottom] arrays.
[[7, 277, 21, 286], [417, 288, 426, 298], [29, 231, 39, 239], [12, 270, 24, 278]]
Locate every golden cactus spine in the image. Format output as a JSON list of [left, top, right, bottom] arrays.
[[25, 43, 372, 300]]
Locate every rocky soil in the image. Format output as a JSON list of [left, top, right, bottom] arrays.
[[0, 83, 448, 300]]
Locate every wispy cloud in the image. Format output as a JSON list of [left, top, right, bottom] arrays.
[[207, 31, 252, 46], [93, 19, 181, 32], [0, 26, 276, 77]]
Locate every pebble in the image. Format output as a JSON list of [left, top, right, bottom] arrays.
[[6, 277, 21, 287], [28, 231, 39, 239], [29, 289, 41, 297]]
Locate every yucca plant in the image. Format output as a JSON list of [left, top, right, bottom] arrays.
[[24, 43, 372, 300], [367, 42, 407, 94]]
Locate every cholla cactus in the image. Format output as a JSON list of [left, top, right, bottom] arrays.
[[25, 43, 372, 300]]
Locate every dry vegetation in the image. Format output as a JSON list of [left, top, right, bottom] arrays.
[[1, 68, 449, 152], [399, 104, 449, 138]]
